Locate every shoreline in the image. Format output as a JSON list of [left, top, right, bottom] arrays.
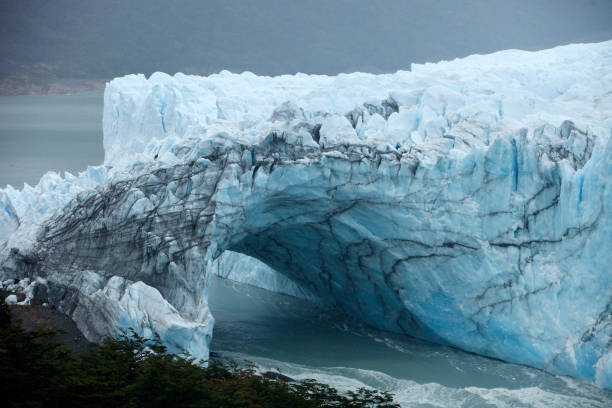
[[0, 78, 107, 97]]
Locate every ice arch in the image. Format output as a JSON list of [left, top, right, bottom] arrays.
[[2, 40, 611, 387], [5, 129, 610, 387]]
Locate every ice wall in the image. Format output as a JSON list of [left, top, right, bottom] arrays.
[[1, 41, 611, 386]]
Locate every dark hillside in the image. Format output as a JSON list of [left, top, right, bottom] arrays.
[[1, 0, 611, 94]]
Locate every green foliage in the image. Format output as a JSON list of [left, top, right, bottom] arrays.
[[0, 301, 74, 408], [0, 304, 399, 407]]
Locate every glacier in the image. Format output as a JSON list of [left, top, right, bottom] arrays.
[[1, 41, 611, 388]]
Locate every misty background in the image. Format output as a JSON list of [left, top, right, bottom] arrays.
[[1, 0, 611, 94]]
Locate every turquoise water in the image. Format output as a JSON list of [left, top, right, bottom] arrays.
[[209, 277, 612, 407], [1, 93, 611, 407], [0, 93, 104, 189]]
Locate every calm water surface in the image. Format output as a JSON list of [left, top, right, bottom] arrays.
[[0, 93, 103, 188]]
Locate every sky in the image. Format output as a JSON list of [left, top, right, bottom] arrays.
[[1, 0, 611, 80]]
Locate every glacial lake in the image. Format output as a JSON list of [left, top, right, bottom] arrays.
[[1, 93, 611, 407], [0, 93, 104, 189]]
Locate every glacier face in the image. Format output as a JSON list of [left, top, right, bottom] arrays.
[[1, 41, 611, 387]]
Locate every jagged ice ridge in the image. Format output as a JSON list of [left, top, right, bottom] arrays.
[[1, 41, 611, 387]]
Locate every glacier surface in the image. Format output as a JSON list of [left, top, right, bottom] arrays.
[[1, 41, 611, 387]]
